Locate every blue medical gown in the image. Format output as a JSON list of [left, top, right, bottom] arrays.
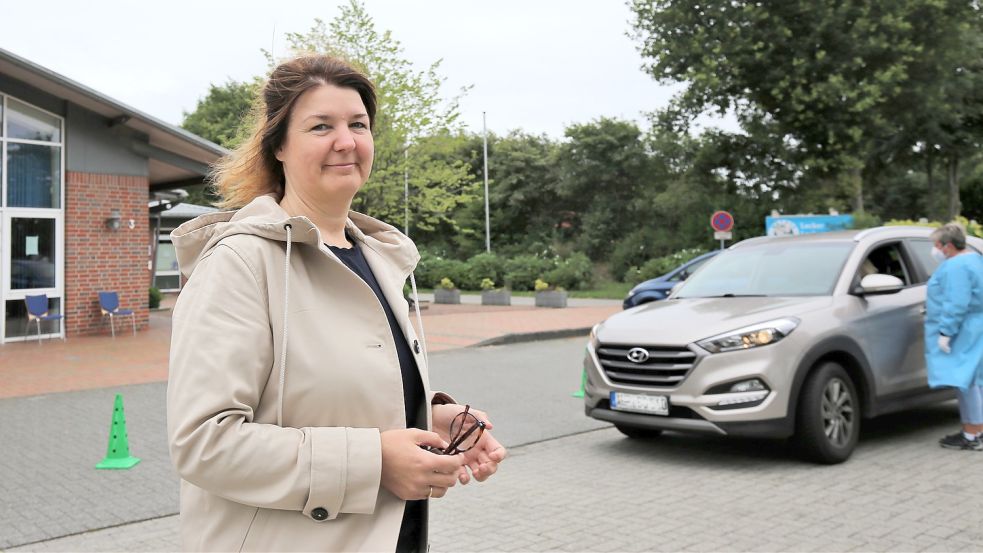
[[924, 252, 983, 389]]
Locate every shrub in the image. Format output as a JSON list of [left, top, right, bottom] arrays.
[[505, 254, 555, 291], [634, 248, 709, 284], [414, 249, 440, 288], [546, 252, 594, 290], [416, 252, 468, 289], [439, 277, 456, 290], [849, 212, 882, 229], [534, 278, 550, 292], [608, 227, 673, 282], [885, 216, 982, 238], [463, 252, 503, 290], [480, 278, 496, 290], [149, 287, 163, 309]]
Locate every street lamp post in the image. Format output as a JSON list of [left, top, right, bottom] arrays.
[[483, 111, 491, 253]]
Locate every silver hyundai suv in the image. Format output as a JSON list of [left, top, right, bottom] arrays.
[[584, 226, 983, 463]]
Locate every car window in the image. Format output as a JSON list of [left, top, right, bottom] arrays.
[[906, 238, 939, 281], [686, 255, 711, 274], [906, 238, 982, 280], [676, 242, 853, 297], [856, 242, 911, 285], [669, 255, 712, 282]]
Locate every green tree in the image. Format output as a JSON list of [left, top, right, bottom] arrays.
[[276, 1, 476, 231], [181, 79, 258, 149], [554, 118, 655, 260], [408, 130, 563, 259], [961, 152, 983, 223], [630, 0, 983, 214], [180, 79, 258, 205], [873, 2, 983, 220], [483, 131, 561, 251]]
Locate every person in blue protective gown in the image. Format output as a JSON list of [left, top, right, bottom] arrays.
[[925, 223, 983, 451]]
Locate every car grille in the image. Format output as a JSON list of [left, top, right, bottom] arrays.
[[595, 344, 697, 387]]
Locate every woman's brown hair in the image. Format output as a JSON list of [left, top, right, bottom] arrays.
[[211, 54, 377, 209]]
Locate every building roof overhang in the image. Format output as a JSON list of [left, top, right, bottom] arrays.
[[0, 47, 228, 188]]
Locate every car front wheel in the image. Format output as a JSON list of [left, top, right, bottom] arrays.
[[795, 361, 860, 464], [615, 424, 663, 439]]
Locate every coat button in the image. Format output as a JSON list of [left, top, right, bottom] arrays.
[[311, 507, 329, 521], [413, 340, 421, 354]]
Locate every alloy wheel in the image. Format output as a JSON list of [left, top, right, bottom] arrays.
[[821, 377, 854, 448]]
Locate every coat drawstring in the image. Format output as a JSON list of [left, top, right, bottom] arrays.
[[277, 223, 293, 427], [409, 272, 429, 369]]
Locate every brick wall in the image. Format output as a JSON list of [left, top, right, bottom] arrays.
[[65, 172, 150, 336]]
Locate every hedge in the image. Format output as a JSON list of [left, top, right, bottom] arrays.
[[627, 247, 709, 285], [415, 250, 593, 291]]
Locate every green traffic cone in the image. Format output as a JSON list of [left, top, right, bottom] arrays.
[[571, 368, 586, 398], [96, 394, 141, 470]]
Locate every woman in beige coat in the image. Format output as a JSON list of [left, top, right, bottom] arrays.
[[167, 54, 505, 552]]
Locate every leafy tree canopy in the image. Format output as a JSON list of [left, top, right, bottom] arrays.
[[630, 0, 983, 211], [273, 1, 476, 231], [181, 79, 258, 149]]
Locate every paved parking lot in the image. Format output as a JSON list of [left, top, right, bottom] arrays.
[[4, 336, 981, 553], [8, 400, 981, 552], [429, 410, 983, 553]]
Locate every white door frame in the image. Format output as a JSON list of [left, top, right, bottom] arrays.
[[0, 93, 67, 344], [2, 210, 65, 342]]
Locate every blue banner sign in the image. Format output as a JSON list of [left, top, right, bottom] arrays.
[[765, 214, 855, 236]]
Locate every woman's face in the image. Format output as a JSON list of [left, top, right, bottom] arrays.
[[934, 240, 957, 258], [276, 84, 374, 207]]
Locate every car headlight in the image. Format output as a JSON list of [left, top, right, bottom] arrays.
[[696, 318, 799, 354], [589, 324, 600, 348]]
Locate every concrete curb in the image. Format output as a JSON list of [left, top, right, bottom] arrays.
[[471, 327, 592, 348]]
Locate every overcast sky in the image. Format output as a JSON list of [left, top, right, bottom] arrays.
[[2, 0, 705, 139]]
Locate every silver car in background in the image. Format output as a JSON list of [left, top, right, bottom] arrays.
[[584, 226, 983, 463]]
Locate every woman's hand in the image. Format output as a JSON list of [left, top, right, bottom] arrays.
[[380, 429, 466, 500], [431, 404, 508, 485]]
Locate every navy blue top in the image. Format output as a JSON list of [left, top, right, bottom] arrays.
[[327, 238, 424, 428], [327, 236, 425, 552]]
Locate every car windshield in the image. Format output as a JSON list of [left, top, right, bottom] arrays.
[[675, 241, 854, 298]]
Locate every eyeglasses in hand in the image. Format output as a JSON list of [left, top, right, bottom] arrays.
[[421, 404, 486, 455]]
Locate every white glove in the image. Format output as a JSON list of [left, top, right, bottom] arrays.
[[938, 335, 951, 354]]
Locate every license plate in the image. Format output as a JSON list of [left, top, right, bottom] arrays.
[[610, 392, 669, 416]]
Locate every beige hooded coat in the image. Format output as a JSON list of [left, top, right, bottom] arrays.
[[167, 194, 445, 552]]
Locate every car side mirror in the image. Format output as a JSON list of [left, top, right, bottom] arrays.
[[856, 274, 904, 295]]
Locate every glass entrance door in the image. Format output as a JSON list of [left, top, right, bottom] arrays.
[[3, 213, 63, 341], [1, 94, 65, 343]]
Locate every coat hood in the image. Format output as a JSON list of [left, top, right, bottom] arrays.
[[170, 194, 420, 279]]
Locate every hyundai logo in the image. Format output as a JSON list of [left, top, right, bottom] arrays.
[[627, 347, 650, 363]]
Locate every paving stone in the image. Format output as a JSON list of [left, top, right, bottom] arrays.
[[5, 354, 981, 552]]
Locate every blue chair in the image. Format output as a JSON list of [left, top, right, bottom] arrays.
[[98, 291, 135, 338], [25, 294, 65, 344]]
